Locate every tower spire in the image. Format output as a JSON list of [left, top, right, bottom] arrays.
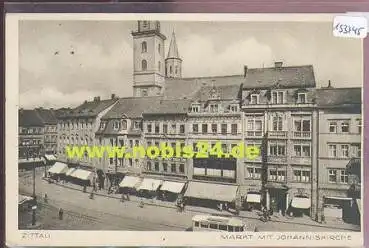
[[167, 31, 180, 59], [165, 30, 182, 79]]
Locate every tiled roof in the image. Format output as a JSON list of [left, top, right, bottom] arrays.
[[163, 65, 315, 99], [35, 108, 57, 124], [164, 75, 244, 100], [316, 87, 362, 107], [59, 99, 118, 118], [193, 84, 242, 102], [242, 65, 315, 89], [19, 109, 44, 127], [143, 99, 192, 115], [102, 97, 162, 120]]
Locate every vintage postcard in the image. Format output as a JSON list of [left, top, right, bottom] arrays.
[[5, 13, 364, 246]]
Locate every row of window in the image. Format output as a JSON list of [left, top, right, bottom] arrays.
[[246, 167, 311, 182], [146, 161, 185, 174], [100, 120, 141, 131], [141, 41, 161, 54], [146, 123, 185, 134], [19, 127, 43, 134], [328, 144, 361, 158], [19, 139, 42, 145], [190, 103, 239, 113], [59, 121, 93, 130], [245, 91, 307, 105], [328, 119, 361, 134]]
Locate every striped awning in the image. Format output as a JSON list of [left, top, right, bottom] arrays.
[[70, 169, 93, 181], [119, 176, 142, 188], [160, 181, 185, 193], [48, 162, 68, 174], [137, 178, 162, 191], [184, 181, 238, 202]]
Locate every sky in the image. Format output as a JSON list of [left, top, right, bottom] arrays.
[[19, 20, 363, 109]]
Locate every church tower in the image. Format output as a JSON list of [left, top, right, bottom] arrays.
[[132, 21, 166, 97], [165, 31, 182, 78]]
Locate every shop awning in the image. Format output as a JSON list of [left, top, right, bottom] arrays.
[[119, 176, 141, 188], [44, 154, 57, 161], [291, 197, 311, 209], [184, 181, 238, 202], [356, 199, 361, 215], [66, 168, 77, 176], [160, 181, 185, 193], [48, 162, 68, 174], [246, 193, 261, 203], [137, 178, 162, 191], [19, 194, 33, 205], [325, 196, 352, 201], [71, 169, 94, 181]]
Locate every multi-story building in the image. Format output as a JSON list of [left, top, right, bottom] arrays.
[[18, 109, 45, 168], [35, 108, 58, 155], [56, 95, 118, 184], [314, 86, 362, 223]]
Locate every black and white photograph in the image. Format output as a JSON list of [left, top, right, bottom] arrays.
[[6, 13, 364, 247]]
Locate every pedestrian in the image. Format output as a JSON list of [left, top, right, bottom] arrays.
[[219, 203, 223, 212], [139, 200, 144, 208], [254, 226, 259, 232], [58, 208, 64, 220], [121, 193, 125, 203], [44, 193, 48, 203], [83, 185, 87, 193], [126, 194, 130, 201], [90, 191, 94, 200]]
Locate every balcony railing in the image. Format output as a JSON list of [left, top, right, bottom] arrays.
[[267, 131, 288, 139], [245, 131, 263, 137], [293, 131, 311, 139]]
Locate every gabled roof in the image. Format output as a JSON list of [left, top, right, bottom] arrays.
[[143, 99, 192, 115], [35, 108, 57, 125], [19, 109, 44, 127], [164, 75, 244, 100], [242, 65, 315, 89], [193, 84, 242, 102], [59, 98, 118, 118], [101, 96, 162, 120], [316, 87, 362, 107]]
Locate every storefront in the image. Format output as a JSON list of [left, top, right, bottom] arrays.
[[158, 180, 186, 202], [266, 183, 289, 215], [119, 175, 142, 194], [244, 191, 261, 211], [288, 195, 311, 217], [323, 196, 353, 222], [136, 178, 163, 198], [184, 181, 239, 209], [47, 162, 68, 180]]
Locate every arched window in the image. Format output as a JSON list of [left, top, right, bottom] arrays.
[[175, 66, 178, 74], [158, 61, 161, 71], [169, 66, 172, 74], [142, 60, 147, 71], [158, 44, 161, 53], [141, 41, 147, 53], [122, 120, 127, 130]]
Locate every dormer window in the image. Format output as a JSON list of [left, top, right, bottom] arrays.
[[113, 121, 120, 130], [250, 94, 259, 104], [191, 104, 200, 113], [209, 87, 219, 100], [297, 93, 307, 104], [122, 120, 127, 130], [271, 91, 285, 104], [134, 121, 141, 129], [209, 103, 219, 113], [230, 104, 239, 112], [100, 121, 106, 130]]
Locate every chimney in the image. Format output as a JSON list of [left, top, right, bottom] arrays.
[[111, 93, 116, 99], [328, 80, 332, 88], [274, 61, 283, 69], [93, 96, 101, 102], [84, 100, 88, 104], [244, 65, 248, 78]]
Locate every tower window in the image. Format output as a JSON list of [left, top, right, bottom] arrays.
[[158, 44, 161, 53], [141, 41, 147, 53], [142, 21, 149, 28], [158, 61, 161, 71], [142, 60, 147, 71], [170, 66, 172, 74], [175, 66, 178, 74]]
